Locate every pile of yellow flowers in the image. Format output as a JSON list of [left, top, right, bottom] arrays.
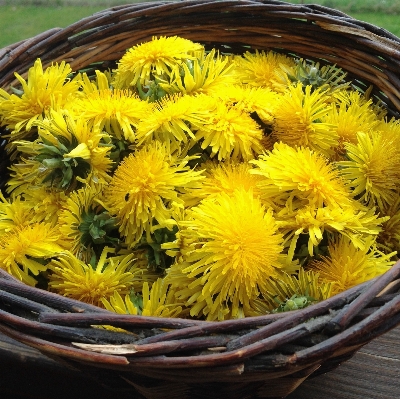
[[0, 36, 399, 321]]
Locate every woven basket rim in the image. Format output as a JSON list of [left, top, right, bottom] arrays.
[[1, 1, 400, 397]]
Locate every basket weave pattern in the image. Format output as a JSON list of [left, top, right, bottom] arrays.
[[1, 1, 400, 398]]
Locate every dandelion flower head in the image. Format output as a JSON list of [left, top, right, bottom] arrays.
[[277, 201, 387, 261], [272, 84, 338, 157], [69, 87, 152, 142], [182, 160, 266, 207], [162, 49, 239, 96], [211, 84, 279, 125], [136, 93, 215, 154], [250, 142, 351, 208], [0, 222, 63, 286], [58, 184, 118, 260], [0, 58, 80, 138], [22, 186, 68, 227], [339, 131, 400, 211], [309, 236, 395, 296], [195, 102, 264, 161], [169, 189, 285, 320], [324, 90, 381, 158], [48, 248, 137, 307], [113, 36, 204, 88], [34, 109, 113, 188], [141, 278, 185, 318], [103, 141, 204, 247], [235, 50, 296, 89], [262, 268, 333, 311], [0, 192, 36, 233]]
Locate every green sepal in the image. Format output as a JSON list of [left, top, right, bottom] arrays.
[[272, 294, 318, 313], [78, 209, 120, 247], [137, 225, 178, 270]]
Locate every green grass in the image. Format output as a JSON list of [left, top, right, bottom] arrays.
[[0, 6, 107, 47], [351, 13, 400, 37], [289, 0, 400, 14], [0, 1, 399, 48]]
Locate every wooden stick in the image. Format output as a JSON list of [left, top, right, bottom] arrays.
[[289, 293, 400, 365], [225, 279, 372, 351], [120, 314, 334, 369], [0, 324, 129, 366], [39, 312, 209, 329], [73, 335, 231, 356], [0, 289, 57, 315], [325, 260, 400, 333], [0, 309, 138, 344], [0, 278, 110, 314]]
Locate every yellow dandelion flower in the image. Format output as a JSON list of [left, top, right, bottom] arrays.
[[103, 141, 204, 247], [141, 278, 185, 318], [240, 297, 272, 318], [113, 36, 204, 88], [22, 186, 68, 227], [34, 110, 113, 188], [162, 49, 239, 96], [102, 278, 186, 318], [235, 50, 296, 89], [182, 160, 266, 208], [309, 236, 395, 296], [98, 246, 163, 294], [376, 117, 400, 146], [211, 84, 279, 125], [136, 93, 215, 154], [339, 131, 400, 211], [48, 248, 137, 307], [169, 189, 285, 321], [68, 88, 152, 142], [195, 102, 264, 161], [277, 202, 387, 260], [58, 184, 119, 260], [79, 70, 112, 94], [102, 290, 139, 315], [337, 88, 387, 119], [377, 196, 400, 253], [0, 222, 63, 286], [260, 268, 333, 312], [250, 142, 351, 208], [6, 157, 44, 196], [324, 90, 380, 149], [0, 192, 35, 233], [165, 252, 238, 321], [272, 84, 338, 157], [0, 58, 80, 138]]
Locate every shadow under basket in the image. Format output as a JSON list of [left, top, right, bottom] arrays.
[[1, 1, 400, 398]]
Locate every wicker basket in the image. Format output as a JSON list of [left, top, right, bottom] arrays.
[[1, 1, 400, 398]]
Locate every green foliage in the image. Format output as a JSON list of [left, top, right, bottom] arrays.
[[285, 59, 349, 94], [137, 226, 179, 271], [78, 209, 119, 247], [35, 135, 91, 189], [129, 290, 143, 313]]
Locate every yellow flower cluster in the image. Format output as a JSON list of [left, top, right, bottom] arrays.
[[0, 36, 398, 321]]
